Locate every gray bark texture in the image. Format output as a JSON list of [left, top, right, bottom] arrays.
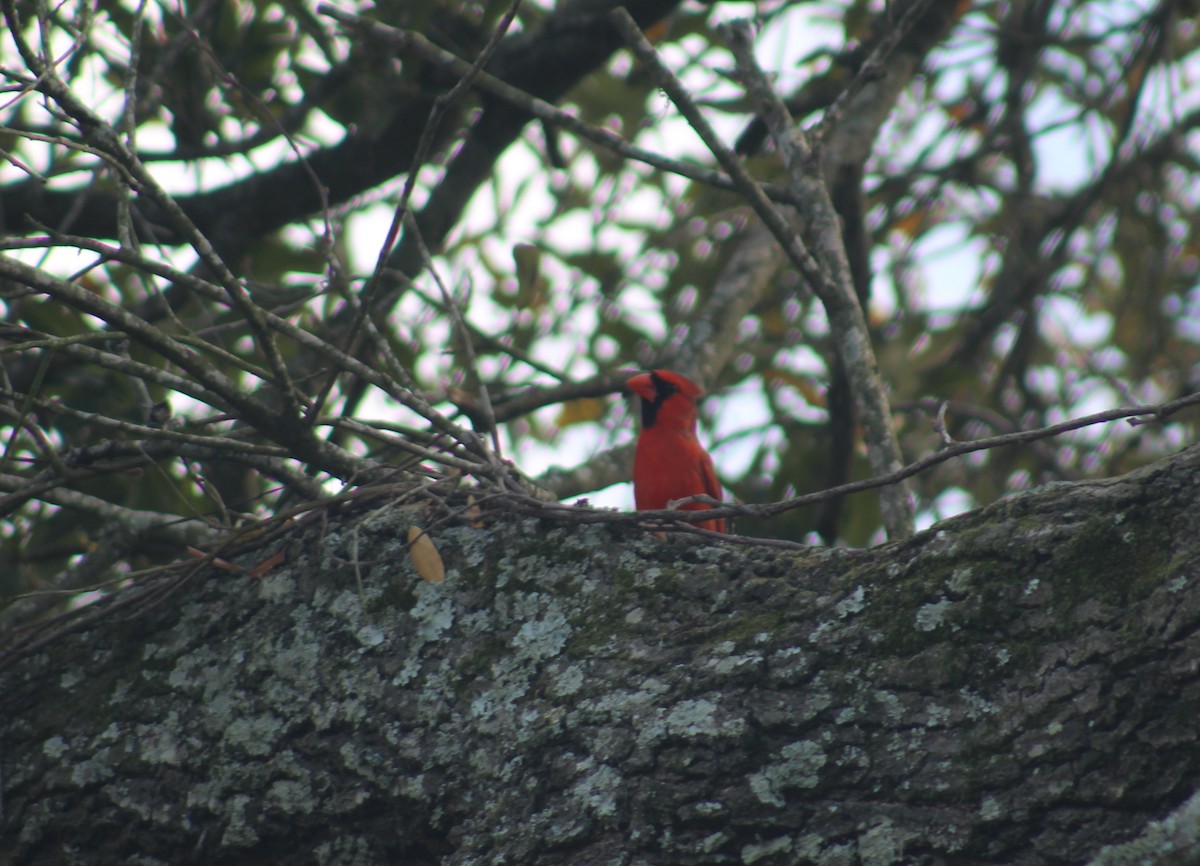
[[3, 443, 1200, 866]]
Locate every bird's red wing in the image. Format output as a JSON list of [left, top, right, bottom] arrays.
[[696, 450, 727, 533]]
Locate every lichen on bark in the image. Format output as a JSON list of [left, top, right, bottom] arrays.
[[3, 445, 1200, 865]]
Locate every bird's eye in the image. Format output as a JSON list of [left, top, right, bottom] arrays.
[[651, 372, 677, 400]]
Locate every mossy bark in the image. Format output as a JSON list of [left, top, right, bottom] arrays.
[[3, 445, 1200, 866]]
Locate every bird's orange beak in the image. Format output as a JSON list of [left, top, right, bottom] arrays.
[[626, 372, 655, 402]]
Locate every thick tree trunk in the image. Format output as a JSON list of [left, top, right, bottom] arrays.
[[3, 445, 1200, 865]]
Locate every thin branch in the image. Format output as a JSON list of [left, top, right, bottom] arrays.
[[0, 324, 235, 408], [315, 6, 793, 204], [0, 336, 52, 479], [2, 0, 301, 419], [0, 256, 262, 421], [327, 417, 492, 476], [312, 0, 524, 431], [741, 389, 1200, 520], [405, 283, 569, 383], [407, 214, 504, 455], [0, 471, 218, 545], [0, 254, 380, 483], [815, 0, 939, 142], [0, 386, 290, 458], [0, 236, 487, 476]]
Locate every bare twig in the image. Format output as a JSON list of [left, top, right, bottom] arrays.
[[935, 401, 954, 445], [1, 237, 483, 468], [308, 0, 523, 430], [2, 0, 302, 419], [406, 215, 504, 456], [815, 0, 938, 141], [0, 471, 218, 545], [314, 6, 793, 204], [0, 254, 385, 484], [328, 417, 492, 476]]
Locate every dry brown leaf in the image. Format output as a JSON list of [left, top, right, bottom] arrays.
[[555, 397, 606, 428], [465, 494, 484, 529], [642, 18, 670, 43], [408, 526, 445, 583], [248, 548, 287, 578], [186, 546, 246, 574]]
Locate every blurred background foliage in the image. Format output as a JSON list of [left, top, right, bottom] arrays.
[[1, 0, 1199, 610]]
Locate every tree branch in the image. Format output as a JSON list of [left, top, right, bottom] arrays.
[[4, 440, 1199, 862], [720, 21, 917, 540]]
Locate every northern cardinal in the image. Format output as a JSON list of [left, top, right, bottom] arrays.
[[627, 369, 727, 532]]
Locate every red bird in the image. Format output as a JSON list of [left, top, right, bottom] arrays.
[[627, 369, 727, 532]]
